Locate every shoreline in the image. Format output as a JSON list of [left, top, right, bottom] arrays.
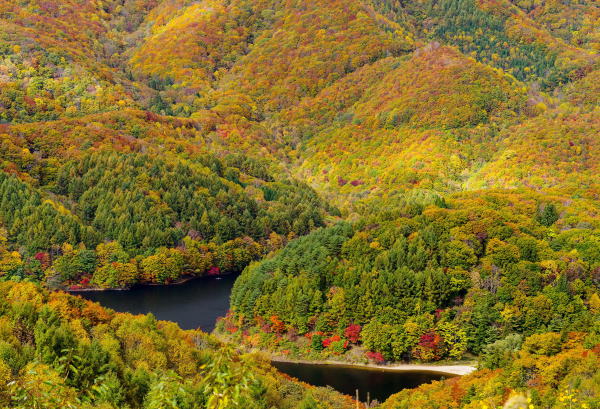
[[66, 273, 229, 292], [270, 356, 478, 376]]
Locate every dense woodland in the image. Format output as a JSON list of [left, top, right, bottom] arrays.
[[0, 151, 332, 288], [0, 0, 598, 407], [227, 191, 599, 362], [0, 281, 354, 408]]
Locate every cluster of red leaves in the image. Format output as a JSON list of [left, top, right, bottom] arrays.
[[79, 276, 91, 287], [270, 315, 286, 334], [34, 252, 51, 269], [419, 331, 443, 349], [413, 330, 445, 360], [322, 334, 341, 348], [366, 351, 385, 364], [207, 266, 221, 276], [344, 324, 362, 343]]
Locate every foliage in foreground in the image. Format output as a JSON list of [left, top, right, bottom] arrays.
[[0, 281, 353, 409], [380, 331, 599, 409]]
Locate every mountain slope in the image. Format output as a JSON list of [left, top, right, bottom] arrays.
[[281, 44, 527, 202], [0, 0, 598, 408], [467, 109, 600, 196]]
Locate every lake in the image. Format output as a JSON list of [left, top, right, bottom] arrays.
[[76, 274, 453, 402], [77, 274, 238, 332]]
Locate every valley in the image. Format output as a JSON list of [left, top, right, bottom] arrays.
[[75, 272, 469, 403], [0, 0, 598, 408]]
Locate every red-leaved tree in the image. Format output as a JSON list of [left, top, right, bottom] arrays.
[[344, 324, 362, 343], [366, 351, 385, 364], [412, 330, 445, 361]]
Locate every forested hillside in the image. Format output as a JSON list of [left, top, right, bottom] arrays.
[[228, 190, 599, 358], [0, 0, 598, 407], [0, 281, 354, 408], [0, 145, 333, 288]]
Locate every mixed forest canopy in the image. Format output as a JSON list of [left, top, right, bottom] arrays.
[[227, 190, 599, 361], [0, 281, 355, 408], [0, 150, 333, 288], [0, 0, 598, 407]]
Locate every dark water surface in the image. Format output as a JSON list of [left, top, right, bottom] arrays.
[[76, 274, 237, 332], [272, 361, 451, 402], [76, 274, 453, 401]]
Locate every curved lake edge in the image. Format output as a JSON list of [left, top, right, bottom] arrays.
[[72, 278, 478, 377], [73, 273, 478, 401], [269, 356, 477, 376], [269, 358, 473, 402], [74, 273, 239, 331], [67, 273, 229, 292]]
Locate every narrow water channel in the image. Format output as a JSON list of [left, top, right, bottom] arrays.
[[272, 361, 451, 403], [76, 274, 454, 402]]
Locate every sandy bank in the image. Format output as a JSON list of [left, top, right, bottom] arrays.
[[271, 357, 477, 376]]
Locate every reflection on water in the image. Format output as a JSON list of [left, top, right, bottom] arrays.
[[76, 274, 237, 332]]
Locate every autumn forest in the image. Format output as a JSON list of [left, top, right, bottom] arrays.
[[0, 0, 598, 408]]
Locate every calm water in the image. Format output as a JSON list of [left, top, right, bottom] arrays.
[[76, 274, 453, 401], [76, 274, 237, 331], [272, 361, 450, 402]]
